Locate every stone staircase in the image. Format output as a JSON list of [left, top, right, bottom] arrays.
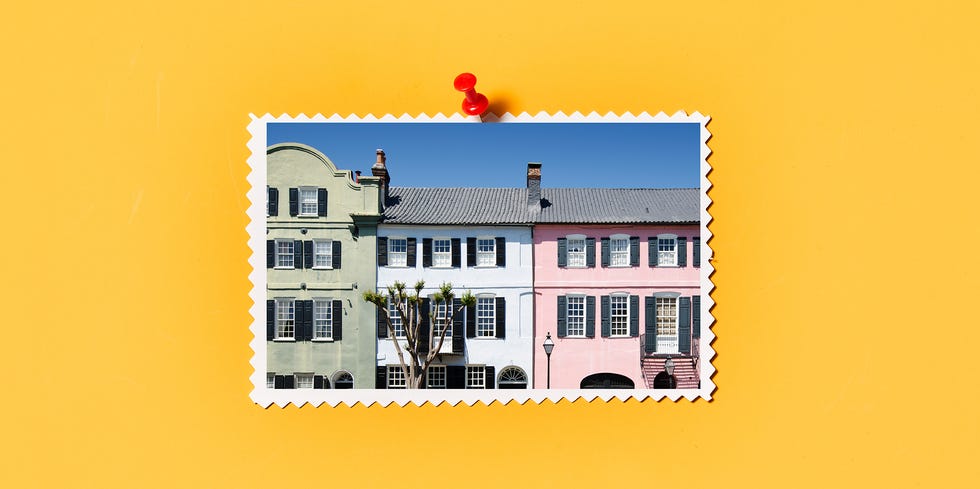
[[641, 356, 699, 389]]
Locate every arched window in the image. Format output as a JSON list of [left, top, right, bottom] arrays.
[[497, 366, 528, 389], [333, 371, 353, 389], [580, 373, 635, 389]]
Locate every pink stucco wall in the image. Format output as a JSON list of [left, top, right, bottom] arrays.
[[532, 224, 700, 389]]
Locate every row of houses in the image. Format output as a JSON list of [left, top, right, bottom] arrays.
[[265, 143, 703, 390]]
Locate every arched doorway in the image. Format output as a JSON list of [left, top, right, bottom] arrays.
[[580, 373, 635, 389], [497, 366, 528, 389], [652, 371, 677, 389]]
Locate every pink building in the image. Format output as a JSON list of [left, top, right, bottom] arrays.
[[529, 172, 702, 389]]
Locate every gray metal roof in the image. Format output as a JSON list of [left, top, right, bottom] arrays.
[[538, 188, 699, 224], [385, 188, 533, 224], [383, 187, 699, 225]]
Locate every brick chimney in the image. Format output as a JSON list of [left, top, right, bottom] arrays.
[[371, 149, 390, 199], [527, 162, 542, 207]]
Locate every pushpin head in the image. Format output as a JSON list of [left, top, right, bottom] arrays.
[[454, 72, 489, 116]]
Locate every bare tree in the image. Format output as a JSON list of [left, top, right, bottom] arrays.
[[364, 281, 475, 389]]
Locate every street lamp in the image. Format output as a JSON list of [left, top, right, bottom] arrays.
[[664, 357, 676, 389], [542, 332, 555, 389]]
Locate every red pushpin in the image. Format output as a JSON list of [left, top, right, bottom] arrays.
[[454, 73, 489, 116]]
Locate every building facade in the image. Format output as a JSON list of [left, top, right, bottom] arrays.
[[265, 144, 383, 389], [374, 186, 536, 389]]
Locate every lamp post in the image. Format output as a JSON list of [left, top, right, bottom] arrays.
[[664, 357, 676, 389], [542, 332, 555, 389]]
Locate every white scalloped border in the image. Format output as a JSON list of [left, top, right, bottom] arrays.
[[247, 111, 714, 407]]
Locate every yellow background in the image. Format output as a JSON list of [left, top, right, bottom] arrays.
[[1, 1, 977, 487]]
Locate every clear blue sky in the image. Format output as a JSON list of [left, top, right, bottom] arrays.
[[267, 122, 701, 188]]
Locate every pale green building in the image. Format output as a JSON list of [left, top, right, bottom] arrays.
[[265, 143, 386, 389]]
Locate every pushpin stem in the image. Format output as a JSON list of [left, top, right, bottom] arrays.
[[454, 72, 489, 116]]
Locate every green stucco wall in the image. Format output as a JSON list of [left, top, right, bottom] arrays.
[[266, 143, 382, 389]]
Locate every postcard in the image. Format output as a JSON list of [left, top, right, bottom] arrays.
[[247, 112, 714, 407]]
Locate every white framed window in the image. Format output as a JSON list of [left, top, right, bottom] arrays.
[[656, 296, 679, 354], [387, 366, 407, 389], [610, 235, 629, 267], [295, 373, 314, 389], [433, 238, 451, 267], [566, 296, 586, 337], [299, 187, 318, 216], [266, 373, 275, 389], [466, 366, 486, 389], [610, 295, 629, 337], [313, 240, 332, 269], [567, 236, 586, 268], [658, 234, 678, 267], [388, 238, 408, 267], [313, 299, 333, 339], [427, 365, 447, 389], [389, 302, 405, 338], [275, 298, 295, 340], [476, 297, 495, 337], [275, 240, 294, 268], [476, 238, 496, 267], [432, 300, 451, 341]]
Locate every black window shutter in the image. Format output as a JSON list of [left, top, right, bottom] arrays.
[[332, 241, 341, 269], [274, 375, 285, 389], [629, 295, 640, 337], [303, 241, 313, 269], [645, 297, 657, 353], [600, 237, 610, 267], [600, 296, 611, 337], [317, 188, 327, 217], [377, 237, 388, 266], [377, 304, 388, 338], [284, 375, 295, 389], [466, 237, 476, 267], [302, 300, 314, 341], [586, 238, 596, 268], [422, 238, 432, 267], [557, 238, 567, 267], [418, 298, 430, 355], [630, 236, 640, 266], [692, 295, 701, 339], [485, 366, 495, 389], [452, 298, 464, 354], [495, 237, 505, 266], [266, 240, 275, 268], [376, 366, 387, 389], [586, 296, 596, 338], [266, 300, 275, 340], [447, 366, 466, 388], [495, 297, 506, 339], [466, 303, 476, 338], [269, 187, 279, 216], [332, 300, 343, 341], [288, 188, 298, 216], [678, 237, 687, 267], [313, 375, 324, 389], [556, 296, 567, 337], [693, 237, 701, 267], [451, 238, 461, 267], [679, 297, 692, 354], [648, 237, 657, 267], [293, 300, 304, 341], [292, 240, 302, 268], [406, 238, 417, 267]]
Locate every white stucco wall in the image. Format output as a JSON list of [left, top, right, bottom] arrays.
[[376, 225, 535, 387]]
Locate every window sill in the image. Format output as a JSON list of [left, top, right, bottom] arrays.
[[472, 336, 500, 340], [385, 265, 411, 269], [312, 338, 334, 342], [428, 265, 454, 269], [312, 266, 334, 270], [297, 214, 319, 218], [273, 266, 295, 270], [472, 265, 499, 269], [564, 335, 588, 339], [272, 338, 296, 342]]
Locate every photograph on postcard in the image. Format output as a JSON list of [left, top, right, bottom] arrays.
[[247, 113, 713, 407]]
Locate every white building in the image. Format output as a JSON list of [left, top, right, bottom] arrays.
[[374, 187, 537, 389]]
